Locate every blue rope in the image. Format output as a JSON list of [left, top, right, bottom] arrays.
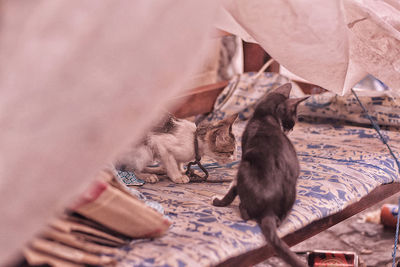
[[351, 89, 400, 172], [350, 89, 400, 266], [393, 197, 400, 267]]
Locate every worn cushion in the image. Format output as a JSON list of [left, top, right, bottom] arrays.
[[115, 119, 400, 266], [114, 73, 400, 266]]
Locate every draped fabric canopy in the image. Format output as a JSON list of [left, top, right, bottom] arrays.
[[218, 0, 400, 95]]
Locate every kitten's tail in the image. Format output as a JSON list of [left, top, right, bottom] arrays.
[[260, 216, 306, 267], [212, 184, 237, 207]]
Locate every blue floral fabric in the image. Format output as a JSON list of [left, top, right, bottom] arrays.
[[117, 170, 145, 186], [299, 90, 400, 127], [115, 73, 400, 266], [115, 170, 168, 217]]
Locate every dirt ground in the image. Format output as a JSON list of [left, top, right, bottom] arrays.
[[258, 192, 400, 267]]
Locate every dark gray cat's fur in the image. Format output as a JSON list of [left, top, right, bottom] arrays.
[[115, 113, 237, 183], [212, 83, 308, 267]]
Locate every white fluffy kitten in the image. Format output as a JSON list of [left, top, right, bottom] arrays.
[[114, 114, 237, 183]]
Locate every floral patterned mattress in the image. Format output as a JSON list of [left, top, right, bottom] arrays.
[[115, 73, 400, 266]]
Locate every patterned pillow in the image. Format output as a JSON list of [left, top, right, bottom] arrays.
[[298, 90, 400, 127], [205, 72, 304, 122]]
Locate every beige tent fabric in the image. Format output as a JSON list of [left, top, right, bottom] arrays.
[[218, 0, 400, 95], [0, 1, 218, 264]]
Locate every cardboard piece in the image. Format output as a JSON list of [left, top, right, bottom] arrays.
[[73, 181, 171, 238], [42, 228, 124, 256], [30, 238, 115, 265], [24, 247, 83, 267], [49, 218, 127, 245]]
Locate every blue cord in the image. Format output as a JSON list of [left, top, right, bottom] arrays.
[[393, 198, 400, 267], [350, 89, 400, 266], [351, 89, 400, 172]]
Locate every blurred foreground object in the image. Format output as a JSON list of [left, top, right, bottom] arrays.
[[22, 170, 170, 266], [0, 1, 218, 264]]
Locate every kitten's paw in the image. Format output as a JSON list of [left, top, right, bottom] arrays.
[[138, 173, 159, 183], [170, 175, 190, 184]]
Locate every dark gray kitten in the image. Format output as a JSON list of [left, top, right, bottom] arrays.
[[212, 83, 308, 267], [114, 113, 237, 183]]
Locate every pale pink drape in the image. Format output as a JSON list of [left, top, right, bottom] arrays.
[[0, 1, 217, 264]]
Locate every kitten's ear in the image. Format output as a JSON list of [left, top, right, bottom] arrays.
[[286, 96, 309, 113], [272, 83, 292, 98], [215, 114, 238, 147]]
